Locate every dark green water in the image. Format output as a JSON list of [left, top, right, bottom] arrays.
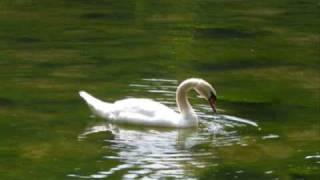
[[0, 0, 319, 179]]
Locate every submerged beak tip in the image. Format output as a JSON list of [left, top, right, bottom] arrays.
[[212, 105, 217, 113], [208, 92, 217, 113], [209, 99, 217, 113]]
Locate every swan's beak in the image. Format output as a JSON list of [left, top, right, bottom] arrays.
[[208, 94, 217, 113]]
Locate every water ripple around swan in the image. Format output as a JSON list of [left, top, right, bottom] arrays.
[[69, 79, 259, 179]]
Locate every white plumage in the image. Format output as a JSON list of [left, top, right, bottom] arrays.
[[79, 78, 217, 128]]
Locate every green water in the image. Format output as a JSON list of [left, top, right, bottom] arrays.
[[0, 0, 319, 179]]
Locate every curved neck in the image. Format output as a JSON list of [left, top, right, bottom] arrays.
[[176, 79, 198, 118]]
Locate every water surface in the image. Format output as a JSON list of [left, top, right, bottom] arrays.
[[0, 0, 319, 179]]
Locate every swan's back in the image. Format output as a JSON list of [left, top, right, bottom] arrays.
[[112, 98, 181, 126], [113, 98, 175, 116]]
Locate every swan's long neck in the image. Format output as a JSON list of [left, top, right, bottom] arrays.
[[176, 79, 198, 121]]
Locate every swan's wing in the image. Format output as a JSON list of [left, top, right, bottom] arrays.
[[110, 98, 180, 127], [79, 92, 180, 127], [113, 98, 177, 116], [114, 111, 161, 126]]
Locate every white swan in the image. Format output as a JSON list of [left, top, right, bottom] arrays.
[[79, 78, 217, 128]]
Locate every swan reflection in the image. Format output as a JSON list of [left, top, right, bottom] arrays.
[[75, 123, 214, 179], [70, 113, 257, 179]]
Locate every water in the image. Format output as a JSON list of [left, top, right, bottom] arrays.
[[0, 0, 319, 179]]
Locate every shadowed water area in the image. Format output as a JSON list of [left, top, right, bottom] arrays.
[[0, 0, 319, 179]]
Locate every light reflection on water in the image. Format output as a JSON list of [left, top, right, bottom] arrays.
[[69, 79, 259, 179]]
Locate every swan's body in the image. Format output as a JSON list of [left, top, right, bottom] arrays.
[[79, 78, 217, 128]]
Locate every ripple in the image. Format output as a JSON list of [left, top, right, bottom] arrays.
[[142, 78, 178, 83], [305, 154, 320, 160], [262, 134, 280, 140]]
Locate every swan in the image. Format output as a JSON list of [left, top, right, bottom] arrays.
[[79, 78, 217, 128]]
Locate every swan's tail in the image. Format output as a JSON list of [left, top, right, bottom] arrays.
[[79, 91, 113, 118]]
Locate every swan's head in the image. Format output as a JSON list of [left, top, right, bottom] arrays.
[[194, 79, 217, 113]]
